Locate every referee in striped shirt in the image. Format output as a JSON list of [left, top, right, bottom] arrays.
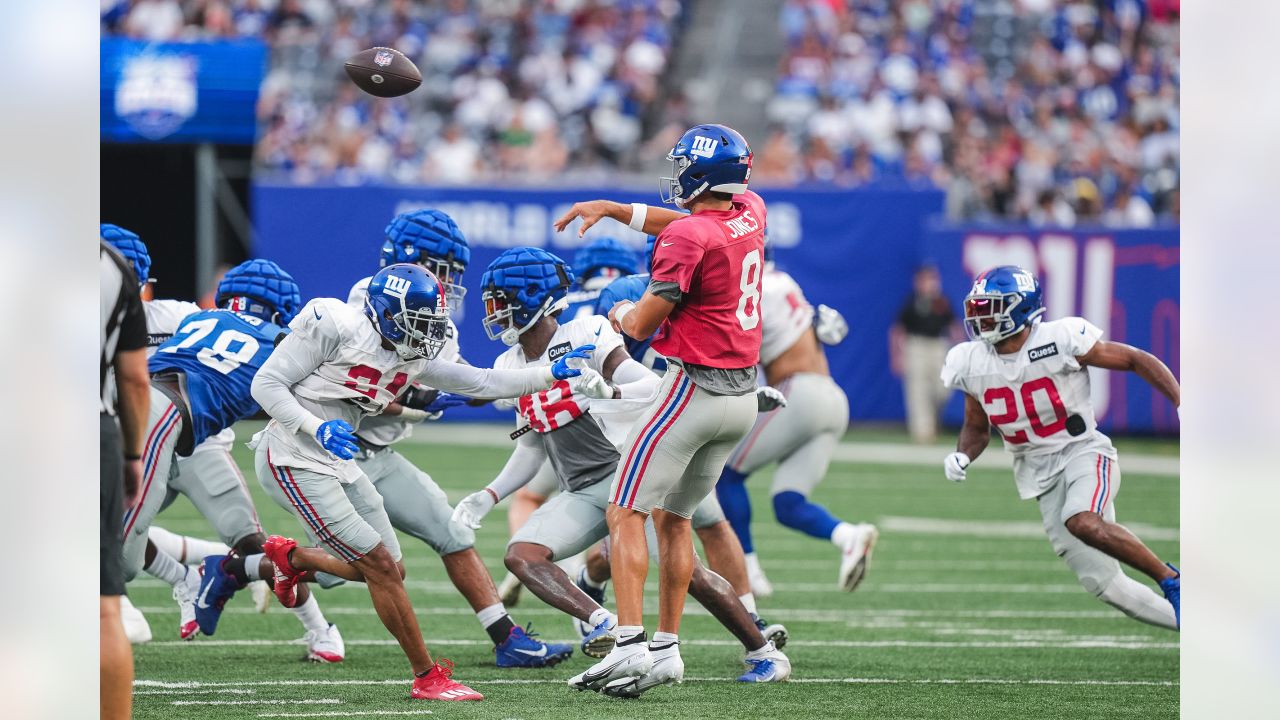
[[101, 240, 149, 720]]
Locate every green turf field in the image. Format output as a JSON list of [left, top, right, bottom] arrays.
[[129, 423, 1178, 719]]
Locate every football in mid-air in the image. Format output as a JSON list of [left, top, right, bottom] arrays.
[[344, 47, 422, 98]]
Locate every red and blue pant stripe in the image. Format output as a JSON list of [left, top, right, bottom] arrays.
[[613, 370, 693, 510], [122, 403, 182, 538], [268, 452, 363, 562]]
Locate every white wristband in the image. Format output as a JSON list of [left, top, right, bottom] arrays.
[[628, 202, 648, 232], [615, 301, 635, 326]]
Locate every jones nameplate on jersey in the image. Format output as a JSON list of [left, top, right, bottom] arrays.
[[1027, 343, 1059, 362], [547, 342, 572, 361]]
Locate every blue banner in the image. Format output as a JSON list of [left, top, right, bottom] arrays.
[[253, 183, 1178, 432], [923, 223, 1180, 434], [101, 38, 266, 144]]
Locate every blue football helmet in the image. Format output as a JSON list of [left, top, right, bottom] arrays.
[[101, 223, 152, 286], [216, 259, 303, 326], [380, 209, 470, 310], [364, 263, 451, 360], [573, 237, 639, 284], [480, 247, 573, 346], [963, 265, 1046, 344], [660, 124, 752, 208]]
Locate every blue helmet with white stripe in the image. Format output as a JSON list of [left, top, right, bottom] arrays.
[[573, 237, 639, 284], [660, 124, 752, 208], [380, 209, 470, 309], [364, 263, 451, 360], [963, 265, 1045, 344], [480, 247, 573, 346], [101, 223, 152, 286], [216, 259, 303, 326]]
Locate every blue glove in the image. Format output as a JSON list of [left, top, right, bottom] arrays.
[[425, 391, 469, 414], [316, 419, 359, 460], [551, 344, 595, 380]]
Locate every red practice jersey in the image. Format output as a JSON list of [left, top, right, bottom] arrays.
[[649, 190, 767, 369]]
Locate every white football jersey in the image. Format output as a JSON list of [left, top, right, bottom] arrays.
[[941, 317, 1113, 498], [347, 276, 463, 446], [494, 314, 624, 434], [759, 266, 814, 366], [145, 298, 235, 450], [253, 297, 554, 481], [144, 299, 202, 357]]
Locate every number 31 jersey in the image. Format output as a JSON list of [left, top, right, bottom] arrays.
[[148, 309, 287, 448], [941, 317, 1112, 498]]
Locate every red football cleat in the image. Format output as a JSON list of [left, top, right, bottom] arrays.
[[262, 535, 302, 609], [410, 659, 483, 701]]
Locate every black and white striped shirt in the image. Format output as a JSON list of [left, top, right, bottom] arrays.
[[101, 242, 147, 415]]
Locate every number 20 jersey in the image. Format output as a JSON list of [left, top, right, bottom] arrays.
[[941, 317, 1113, 499], [148, 309, 287, 447]]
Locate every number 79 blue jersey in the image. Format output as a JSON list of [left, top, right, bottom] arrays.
[[148, 309, 287, 447]]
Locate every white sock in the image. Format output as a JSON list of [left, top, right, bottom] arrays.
[[588, 607, 614, 628], [746, 640, 776, 659], [739, 592, 758, 615], [580, 566, 607, 590], [243, 553, 266, 582], [144, 549, 189, 587], [651, 631, 679, 651], [745, 552, 765, 575], [616, 625, 645, 643], [148, 527, 229, 565], [830, 522, 859, 550], [291, 594, 329, 633], [475, 602, 508, 629], [1098, 575, 1178, 630]]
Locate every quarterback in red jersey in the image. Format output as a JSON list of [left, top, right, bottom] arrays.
[[554, 124, 787, 695]]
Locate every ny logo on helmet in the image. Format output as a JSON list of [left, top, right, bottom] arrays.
[[384, 275, 412, 299], [689, 135, 717, 159]]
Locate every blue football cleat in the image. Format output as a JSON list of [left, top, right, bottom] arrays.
[[738, 657, 788, 683], [580, 617, 617, 659], [194, 554, 242, 636], [752, 613, 789, 650], [495, 624, 573, 668], [1158, 563, 1180, 628], [576, 566, 606, 605]]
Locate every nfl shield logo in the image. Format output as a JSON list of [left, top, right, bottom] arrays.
[[374, 50, 394, 67]]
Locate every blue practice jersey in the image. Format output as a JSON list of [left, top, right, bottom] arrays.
[[596, 274, 667, 371], [563, 287, 604, 323], [148, 309, 286, 446]]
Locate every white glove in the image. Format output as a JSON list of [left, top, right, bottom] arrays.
[[756, 386, 788, 412], [450, 489, 496, 530], [573, 367, 615, 400], [814, 304, 848, 345], [943, 452, 971, 483], [397, 406, 432, 423]]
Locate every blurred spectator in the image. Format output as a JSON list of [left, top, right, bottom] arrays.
[[123, 0, 185, 40], [891, 265, 956, 444], [769, 0, 1179, 223]]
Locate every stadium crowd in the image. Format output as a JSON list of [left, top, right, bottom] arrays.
[[102, 0, 684, 185], [757, 0, 1179, 225], [102, 0, 1179, 226]]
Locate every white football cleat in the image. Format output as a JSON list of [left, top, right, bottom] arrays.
[[837, 523, 879, 592], [601, 645, 684, 698], [744, 553, 774, 598], [568, 639, 652, 692], [738, 642, 791, 683], [304, 623, 345, 663], [173, 567, 201, 640], [120, 594, 152, 644], [497, 572, 523, 607], [250, 580, 271, 613]]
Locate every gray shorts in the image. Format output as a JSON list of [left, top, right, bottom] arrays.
[[160, 439, 262, 547], [512, 480, 723, 563], [255, 444, 401, 563], [121, 387, 185, 581], [610, 366, 758, 518], [525, 460, 560, 498], [726, 372, 849, 497], [1037, 450, 1123, 593], [357, 447, 471, 556]]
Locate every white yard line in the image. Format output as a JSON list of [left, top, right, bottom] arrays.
[[142, 637, 1175, 650], [258, 713, 433, 719], [879, 516, 1180, 542], [136, 677, 1176, 691], [133, 606, 1125, 621], [170, 699, 342, 706], [379, 423, 1179, 475]]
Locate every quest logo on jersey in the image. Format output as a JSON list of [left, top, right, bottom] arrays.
[[1027, 343, 1059, 362], [547, 342, 572, 362]]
